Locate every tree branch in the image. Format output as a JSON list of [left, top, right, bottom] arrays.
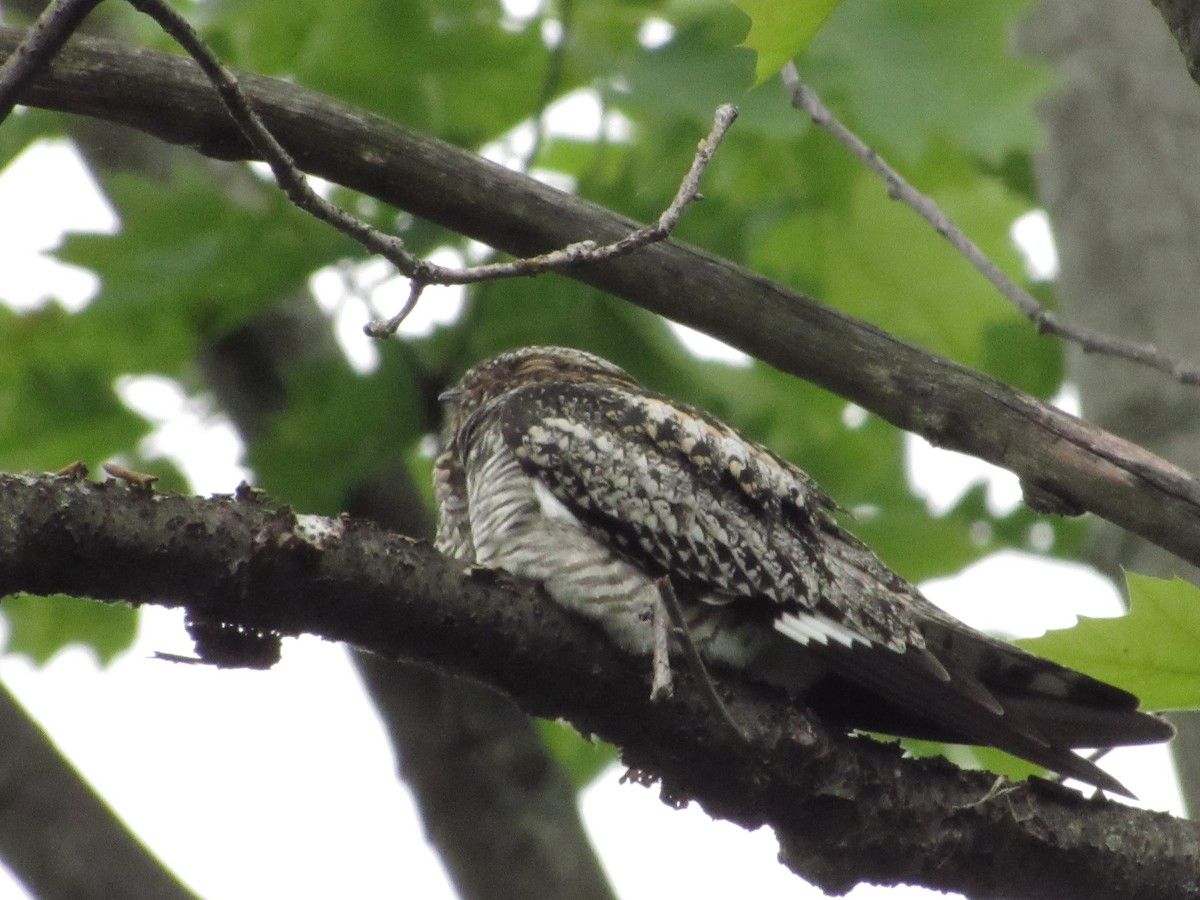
[[4, 27, 1200, 569], [0, 678, 199, 899], [0, 472, 1196, 899], [1153, 0, 1200, 82]]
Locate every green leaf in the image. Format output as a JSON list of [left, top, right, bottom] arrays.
[[536, 719, 619, 789], [58, 168, 362, 357], [901, 737, 1044, 783], [980, 317, 1064, 399], [735, 0, 844, 84], [2, 594, 138, 666], [801, 0, 1047, 165], [808, 153, 1034, 367], [0, 111, 66, 172], [854, 485, 1049, 584], [1016, 572, 1200, 711], [0, 307, 148, 473], [195, 0, 551, 147]]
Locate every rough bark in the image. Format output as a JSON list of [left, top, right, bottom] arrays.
[[4, 51, 615, 900], [1022, 0, 1200, 814], [0, 472, 1197, 899], [6, 13, 1200, 896]]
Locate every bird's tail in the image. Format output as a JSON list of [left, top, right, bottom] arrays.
[[797, 613, 1172, 797]]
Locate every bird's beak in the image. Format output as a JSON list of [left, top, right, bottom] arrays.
[[438, 388, 463, 405]]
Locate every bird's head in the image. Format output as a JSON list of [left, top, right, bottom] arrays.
[[440, 346, 637, 434]]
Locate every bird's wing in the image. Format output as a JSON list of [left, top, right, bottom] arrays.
[[492, 380, 1162, 795], [494, 379, 894, 635]]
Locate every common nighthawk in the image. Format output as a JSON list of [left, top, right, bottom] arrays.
[[434, 345, 1172, 795]]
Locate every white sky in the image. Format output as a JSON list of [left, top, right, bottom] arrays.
[[0, 131, 1183, 900]]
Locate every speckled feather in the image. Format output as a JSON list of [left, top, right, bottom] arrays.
[[435, 346, 1172, 795], [501, 381, 921, 647]]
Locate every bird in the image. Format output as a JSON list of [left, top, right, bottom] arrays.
[[433, 345, 1173, 796]]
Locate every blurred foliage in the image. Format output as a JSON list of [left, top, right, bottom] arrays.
[[0, 0, 1124, 782], [249, 352, 427, 513]]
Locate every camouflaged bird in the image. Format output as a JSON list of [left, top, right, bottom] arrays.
[[434, 346, 1172, 795]]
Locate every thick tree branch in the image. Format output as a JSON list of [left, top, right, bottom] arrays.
[[1153, 0, 1200, 82], [0, 473, 1197, 899], [5, 27, 1200, 575], [0, 679, 200, 900]]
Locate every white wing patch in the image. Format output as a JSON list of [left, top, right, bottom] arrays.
[[775, 612, 871, 650], [532, 477, 584, 525]]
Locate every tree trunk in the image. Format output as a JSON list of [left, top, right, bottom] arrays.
[[1021, 0, 1200, 813]]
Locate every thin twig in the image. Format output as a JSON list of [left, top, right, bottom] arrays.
[[781, 61, 1200, 387], [358, 102, 738, 334], [953, 775, 1019, 810], [363, 279, 426, 338], [654, 576, 748, 742], [125, 0, 736, 339], [650, 598, 673, 700], [650, 104, 738, 239], [0, 0, 101, 122]]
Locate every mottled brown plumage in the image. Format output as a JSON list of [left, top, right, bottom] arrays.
[[435, 346, 1172, 795]]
